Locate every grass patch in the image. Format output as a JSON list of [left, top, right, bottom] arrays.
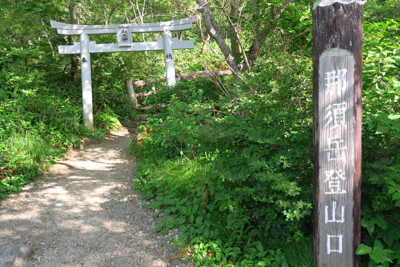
[[2, 131, 55, 170]]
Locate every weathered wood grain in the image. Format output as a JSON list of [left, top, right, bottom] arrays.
[[313, 2, 363, 266], [318, 48, 354, 265]]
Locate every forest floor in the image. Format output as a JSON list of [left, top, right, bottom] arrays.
[[0, 127, 193, 267]]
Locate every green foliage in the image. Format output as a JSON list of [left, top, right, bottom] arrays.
[[356, 240, 395, 267], [280, 237, 313, 267], [364, 0, 400, 22], [2, 132, 54, 169], [131, 52, 314, 265], [356, 19, 400, 266], [131, 12, 400, 266], [134, 157, 293, 266], [94, 106, 122, 131], [0, 0, 398, 265], [0, 171, 38, 200]]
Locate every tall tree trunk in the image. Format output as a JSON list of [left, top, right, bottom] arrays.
[[229, 1, 240, 64], [244, 0, 294, 71], [69, 0, 77, 81]]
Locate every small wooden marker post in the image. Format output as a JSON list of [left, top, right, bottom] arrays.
[[312, 0, 365, 266], [126, 79, 138, 109]]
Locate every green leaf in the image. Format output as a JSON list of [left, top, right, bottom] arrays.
[[356, 244, 372, 255], [388, 114, 400, 120], [392, 192, 400, 201], [367, 220, 375, 236], [374, 239, 384, 250], [179, 205, 187, 215], [180, 225, 187, 232], [370, 251, 382, 264], [376, 217, 388, 230], [376, 126, 390, 134], [155, 222, 163, 232], [370, 249, 393, 264], [383, 233, 394, 248], [219, 202, 229, 211], [196, 216, 203, 225], [258, 259, 271, 266], [256, 242, 264, 252], [204, 228, 209, 238], [166, 221, 175, 229], [192, 204, 199, 214]]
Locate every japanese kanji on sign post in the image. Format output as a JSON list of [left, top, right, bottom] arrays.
[[51, 16, 198, 131], [312, 0, 365, 266]]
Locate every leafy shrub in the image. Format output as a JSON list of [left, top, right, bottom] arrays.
[[0, 170, 38, 200], [355, 19, 400, 266], [94, 106, 122, 131], [131, 53, 313, 265]]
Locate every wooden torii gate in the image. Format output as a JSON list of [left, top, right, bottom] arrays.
[[51, 16, 198, 131]]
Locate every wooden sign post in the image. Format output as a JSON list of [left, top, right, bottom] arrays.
[[51, 16, 198, 131], [312, 0, 364, 266]]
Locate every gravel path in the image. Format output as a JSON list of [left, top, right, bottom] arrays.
[[0, 128, 194, 267]]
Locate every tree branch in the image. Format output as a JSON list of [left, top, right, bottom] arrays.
[[216, 0, 251, 71], [246, 0, 294, 69], [196, 0, 240, 73], [108, 0, 125, 24]]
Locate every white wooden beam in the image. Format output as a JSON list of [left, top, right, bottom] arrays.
[[58, 39, 194, 54], [50, 16, 198, 30], [50, 16, 199, 36]]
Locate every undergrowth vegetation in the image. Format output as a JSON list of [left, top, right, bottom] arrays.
[[0, 58, 128, 199], [1, 0, 399, 265], [130, 18, 400, 267]]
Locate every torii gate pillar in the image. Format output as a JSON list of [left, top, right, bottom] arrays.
[[163, 30, 176, 86], [80, 33, 93, 130]]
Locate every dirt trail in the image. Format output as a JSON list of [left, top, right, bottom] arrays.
[[0, 128, 192, 267]]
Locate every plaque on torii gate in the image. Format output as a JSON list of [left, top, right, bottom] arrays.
[[51, 16, 198, 130]]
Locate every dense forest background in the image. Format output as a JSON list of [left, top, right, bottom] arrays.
[[1, 0, 399, 266]]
